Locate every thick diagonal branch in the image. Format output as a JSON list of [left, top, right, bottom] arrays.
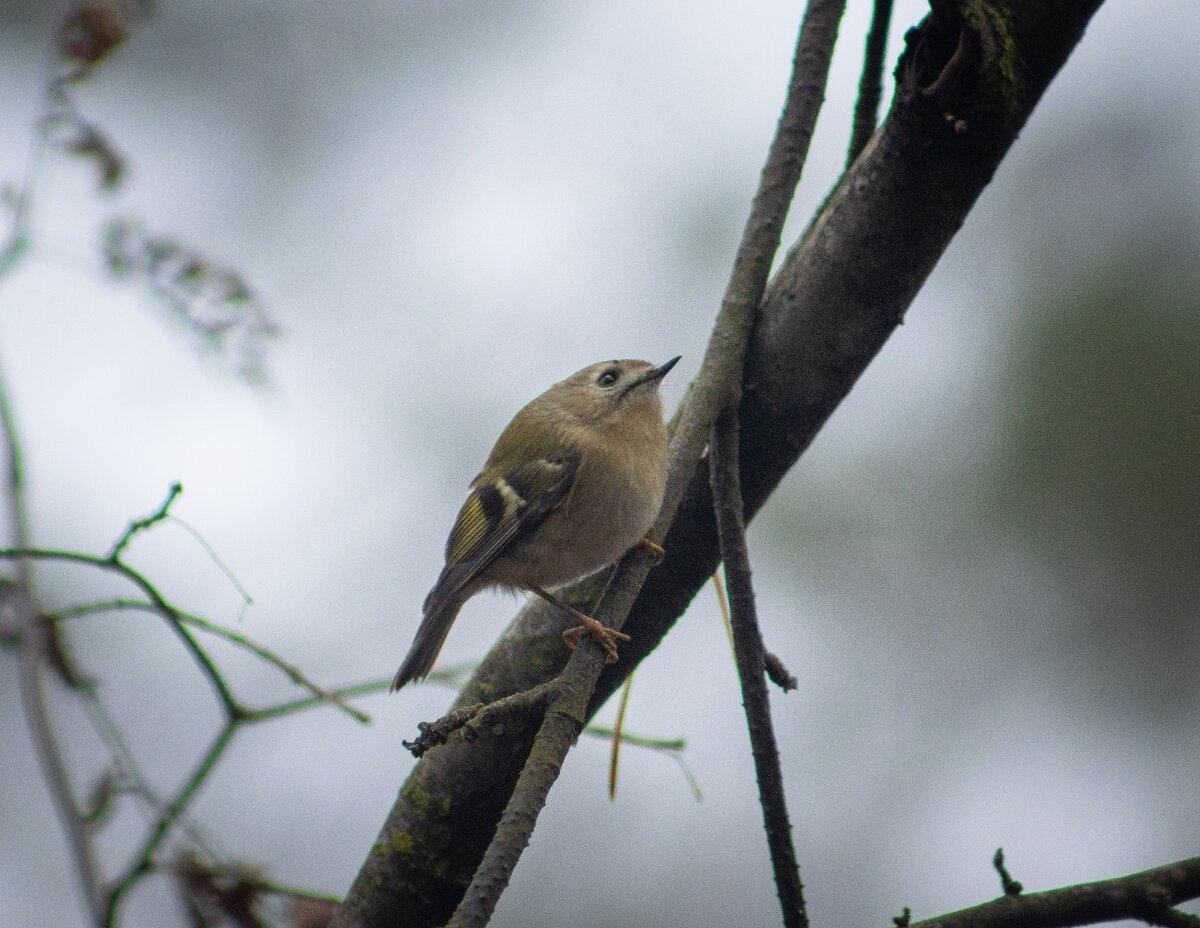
[[331, 3, 1107, 925]]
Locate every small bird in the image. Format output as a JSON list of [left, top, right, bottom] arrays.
[[391, 356, 679, 691]]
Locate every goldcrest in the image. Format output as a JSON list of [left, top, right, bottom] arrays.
[[391, 356, 679, 691]]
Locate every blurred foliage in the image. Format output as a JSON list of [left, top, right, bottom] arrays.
[[990, 218, 1200, 719]]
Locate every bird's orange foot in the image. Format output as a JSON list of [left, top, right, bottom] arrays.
[[634, 537, 666, 566], [562, 614, 631, 664]]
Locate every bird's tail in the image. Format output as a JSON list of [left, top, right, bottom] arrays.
[[391, 590, 466, 691]]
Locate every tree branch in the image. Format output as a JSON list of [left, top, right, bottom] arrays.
[[16, 587, 108, 924], [331, 1, 1109, 924], [105, 724, 239, 926], [908, 856, 1200, 928], [2, 356, 108, 924], [0, 546, 244, 717], [709, 403, 806, 928], [847, 0, 895, 166], [1, 544, 374, 925], [52, 597, 371, 724]]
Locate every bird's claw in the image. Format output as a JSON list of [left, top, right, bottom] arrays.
[[562, 614, 631, 664], [634, 537, 666, 566]]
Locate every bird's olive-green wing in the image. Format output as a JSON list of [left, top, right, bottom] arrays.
[[424, 450, 579, 612]]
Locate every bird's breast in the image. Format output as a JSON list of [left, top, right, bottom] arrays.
[[501, 430, 668, 589]]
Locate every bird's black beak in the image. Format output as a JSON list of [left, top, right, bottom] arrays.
[[648, 356, 681, 382], [621, 355, 680, 398]]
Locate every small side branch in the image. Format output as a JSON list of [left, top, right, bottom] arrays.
[[709, 404, 807, 928], [764, 650, 799, 692], [52, 597, 371, 724], [17, 589, 108, 924], [108, 481, 182, 560], [909, 856, 1200, 928], [847, 0, 895, 166], [993, 848, 1024, 897], [403, 680, 558, 758], [0, 547, 243, 717], [105, 724, 239, 925], [445, 673, 594, 928]]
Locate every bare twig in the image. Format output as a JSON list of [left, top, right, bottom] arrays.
[[105, 724, 239, 926], [2, 11, 299, 924], [714, 540, 798, 693], [709, 404, 806, 928], [764, 651, 799, 692], [16, 589, 108, 924], [79, 688, 220, 857], [847, 0, 895, 166], [2, 546, 373, 927], [109, 481, 182, 559], [249, 680, 389, 722], [1, 546, 243, 716], [909, 856, 1200, 928], [169, 514, 255, 605], [2, 361, 108, 924], [403, 680, 558, 758], [52, 597, 371, 724]]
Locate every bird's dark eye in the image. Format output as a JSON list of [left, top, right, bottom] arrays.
[[596, 369, 619, 387]]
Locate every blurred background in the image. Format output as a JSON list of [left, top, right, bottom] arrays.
[[1, 1, 1197, 926]]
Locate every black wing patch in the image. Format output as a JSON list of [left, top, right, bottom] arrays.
[[425, 450, 579, 611]]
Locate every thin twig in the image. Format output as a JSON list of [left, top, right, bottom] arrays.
[[445, 665, 593, 928], [405, 680, 559, 757], [438, 4, 845, 927], [179, 609, 369, 722], [709, 404, 806, 928], [52, 597, 370, 724], [2, 360, 109, 924], [763, 650, 799, 692], [847, 0, 895, 166], [169, 514, 254, 605], [105, 723, 239, 926], [715, 568, 797, 691], [0, 547, 243, 717], [79, 687, 220, 858], [993, 847, 1024, 896], [248, 680, 390, 722], [16, 591, 108, 924], [108, 481, 182, 560]]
